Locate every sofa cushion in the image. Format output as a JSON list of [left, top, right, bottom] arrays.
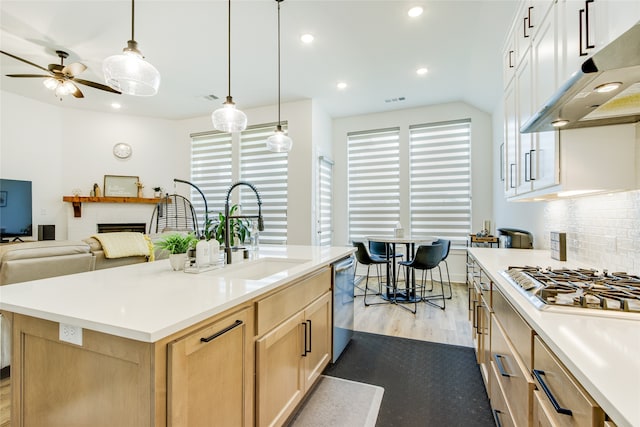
[[0, 240, 91, 262]]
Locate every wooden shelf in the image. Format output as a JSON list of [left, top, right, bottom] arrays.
[[62, 196, 164, 217]]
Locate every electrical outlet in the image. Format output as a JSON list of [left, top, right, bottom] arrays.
[[59, 323, 83, 346]]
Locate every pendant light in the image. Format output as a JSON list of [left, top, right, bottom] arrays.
[[266, 0, 293, 153], [103, 0, 160, 96], [212, 0, 248, 133]]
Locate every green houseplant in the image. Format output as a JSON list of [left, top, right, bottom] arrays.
[[155, 233, 197, 270], [213, 204, 251, 247]]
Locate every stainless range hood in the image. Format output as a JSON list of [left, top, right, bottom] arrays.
[[521, 22, 640, 133]]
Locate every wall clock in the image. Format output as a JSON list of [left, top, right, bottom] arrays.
[[113, 142, 132, 159]]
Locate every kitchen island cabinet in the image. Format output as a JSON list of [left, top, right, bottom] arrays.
[[467, 248, 639, 427], [0, 245, 354, 427]]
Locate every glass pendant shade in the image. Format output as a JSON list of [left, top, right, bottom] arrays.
[[103, 42, 160, 96], [212, 96, 248, 132], [266, 125, 292, 152]]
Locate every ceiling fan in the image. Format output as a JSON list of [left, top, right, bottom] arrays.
[[0, 49, 121, 98]]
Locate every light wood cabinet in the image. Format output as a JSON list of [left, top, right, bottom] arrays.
[[167, 308, 253, 427], [255, 267, 332, 427]]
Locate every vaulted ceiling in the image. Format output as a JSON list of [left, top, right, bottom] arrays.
[[0, 1, 518, 120]]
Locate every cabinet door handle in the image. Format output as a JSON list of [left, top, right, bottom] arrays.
[[306, 319, 312, 354], [579, 8, 587, 56], [508, 51, 514, 68], [530, 149, 536, 181], [200, 319, 243, 343], [301, 322, 308, 356], [585, 0, 595, 49], [523, 16, 530, 38], [510, 164, 516, 188], [527, 6, 534, 28], [532, 369, 573, 416], [524, 151, 531, 182], [494, 354, 511, 377], [492, 409, 504, 427]]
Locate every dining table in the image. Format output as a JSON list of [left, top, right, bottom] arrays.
[[366, 234, 436, 305]]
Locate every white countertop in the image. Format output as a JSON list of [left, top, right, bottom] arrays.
[[0, 245, 355, 343], [467, 248, 640, 427]]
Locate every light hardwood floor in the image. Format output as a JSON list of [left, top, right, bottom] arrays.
[[354, 277, 473, 348], [0, 374, 9, 427]]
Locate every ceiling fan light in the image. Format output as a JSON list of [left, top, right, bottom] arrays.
[[212, 97, 247, 132], [43, 78, 58, 90], [266, 126, 292, 153], [103, 50, 160, 96]]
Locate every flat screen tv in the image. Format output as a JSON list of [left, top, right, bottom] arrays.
[[0, 179, 33, 242]]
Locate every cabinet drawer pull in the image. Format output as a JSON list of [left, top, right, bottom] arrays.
[[523, 16, 530, 38], [301, 321, 308, 356], [510, 164, 516, 188], [200, 319, 243, 343], [524, 151, 531, 182], [532, 369, 573, 416], [527, 6, 534, 29], [530, 149, 536, 181], [585, 0, 595, 49], [579, 8, 587, 56], [306, 319, 312, 354], [494, 354, 511, 377], [492, 409, 503, 427]]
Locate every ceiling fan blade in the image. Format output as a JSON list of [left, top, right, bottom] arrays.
[[6, 74, 51, 78], [69, 83, 84, 98], [0, 50, 50, 73], [63, 62, 87, 77], [73, 78, 122, 94]]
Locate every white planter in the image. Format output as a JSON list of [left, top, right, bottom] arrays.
[[169, 253, 188, 271]]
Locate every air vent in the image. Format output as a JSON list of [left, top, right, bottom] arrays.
[[385, 97, 406, 103], [204, 94, 219, 101]]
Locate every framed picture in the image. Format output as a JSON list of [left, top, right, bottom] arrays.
[[0, 191, 6, 207], [103, 175, 139, 197]]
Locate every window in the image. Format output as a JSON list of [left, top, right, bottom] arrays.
[[409, 119, 471, 248], [239, 124, 288, 245], [347, 127, 400, 242], [190, 123, 289, 245]]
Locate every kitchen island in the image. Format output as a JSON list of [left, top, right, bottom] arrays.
[[0, 244, 355, 427], [468, 248, 639, 427]]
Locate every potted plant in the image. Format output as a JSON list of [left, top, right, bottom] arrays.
[[152, 186, 163, 198], [213, 204, 251, 248], [155, 233, 197, 270]]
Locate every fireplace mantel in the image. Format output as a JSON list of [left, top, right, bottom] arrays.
[[62, 196, 164, 218]]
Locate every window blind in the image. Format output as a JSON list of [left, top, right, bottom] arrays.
[[409, 119, 471, 248], [239, 124, 289, 245], [318, 156, 334, 246], [347, 127, 400, 242], [190, 131, 233, 231]]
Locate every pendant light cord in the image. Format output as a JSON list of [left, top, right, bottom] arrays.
[[131, 0, 135, 41], [228, 0, 232, 97], [277, 0, 282, 125]]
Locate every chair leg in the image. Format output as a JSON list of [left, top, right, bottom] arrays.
[[422, 265, 445, 310], [443, 259, 452, 299]]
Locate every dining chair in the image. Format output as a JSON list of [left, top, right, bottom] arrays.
[[368, 240, 404, 283], [433, 238, 453, 299], [352, 241, 393, 306], [398, 243, 446, 311]]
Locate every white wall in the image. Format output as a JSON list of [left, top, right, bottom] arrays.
[[332, 101, 494, 282], [1, 90, 185, 240]]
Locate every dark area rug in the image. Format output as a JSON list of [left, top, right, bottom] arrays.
[[324, 331, 494, 427]]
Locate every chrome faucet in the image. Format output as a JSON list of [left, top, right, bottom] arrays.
[[224, 181, 264, 264]]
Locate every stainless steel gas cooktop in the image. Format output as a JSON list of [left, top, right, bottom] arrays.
[[500, 266, 640, 319]]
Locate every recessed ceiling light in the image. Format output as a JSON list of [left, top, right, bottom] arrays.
[[111, 102, 121, 109], [408, 6, 423, 17], [301, 33, 314, 44], [551, 119, 569, 127], [594, 82, 622, 93], [416, 67, 428, 75], [337, 82, 348, 90]]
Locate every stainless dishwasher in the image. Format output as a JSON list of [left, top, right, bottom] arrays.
[[332, 255, 355, 363]]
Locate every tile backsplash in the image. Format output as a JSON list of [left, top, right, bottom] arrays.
[[544, 190, 640, 274]]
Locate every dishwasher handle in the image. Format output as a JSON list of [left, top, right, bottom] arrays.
[[334, 257, 355, 273]]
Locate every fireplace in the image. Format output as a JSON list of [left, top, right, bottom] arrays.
[[97, 223, 147, 234]]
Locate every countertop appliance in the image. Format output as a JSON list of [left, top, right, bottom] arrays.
[[498, 228, 533, 249], [521, 22, 640, 133], [501, 266, 640, 319], [332, 255, 355, 363]]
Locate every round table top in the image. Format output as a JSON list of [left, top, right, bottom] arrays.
[[366, 235, 436, 244]]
